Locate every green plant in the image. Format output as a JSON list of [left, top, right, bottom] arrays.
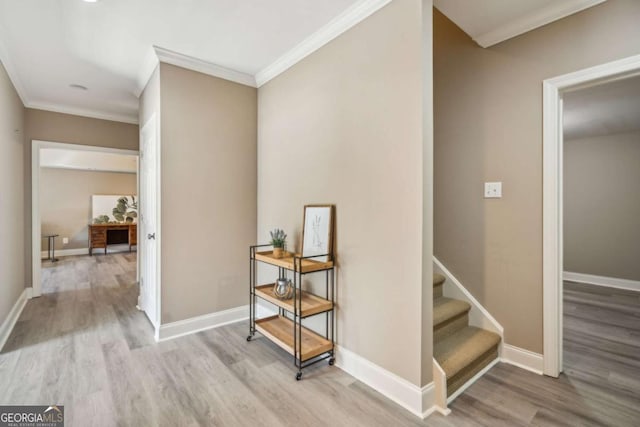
[[270, 228, 287, 248], [112, 196, 138, 223], [93, 215, 111, 224]]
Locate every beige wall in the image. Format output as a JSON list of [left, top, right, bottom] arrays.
[[40, 168, 137, 251], [0, 61, 25, 329], [258, 0, 425, 385], [24, 109, 139, 285], [159, 63, 257, 323], [421, 0, 434, 387], [564, 131, 640, 281], [433, 0, 640, 353]]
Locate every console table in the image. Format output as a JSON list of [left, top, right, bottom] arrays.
[[88, 223, 137, 255]]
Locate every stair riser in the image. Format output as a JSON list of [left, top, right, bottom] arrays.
[[446, 346, 499, 396], [434, 313, 469, 342], [434, 283, 443, 299]]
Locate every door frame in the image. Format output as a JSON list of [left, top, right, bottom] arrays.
[[542, 53, 640, 377], [139, 113, 162, 337], [31, 140, 139, 297]]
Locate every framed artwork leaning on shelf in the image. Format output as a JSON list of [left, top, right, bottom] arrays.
[[301, 204, 334, 262]]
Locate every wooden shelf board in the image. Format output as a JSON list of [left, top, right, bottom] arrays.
[[255, 315, 333, 362], [255, 284, 332, 317], [255, 251, 333, 273]]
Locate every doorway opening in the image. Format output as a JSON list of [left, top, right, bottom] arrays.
[[542, 54, 640, 377], [31, 140, 150, 326]]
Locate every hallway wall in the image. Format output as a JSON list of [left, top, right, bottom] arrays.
[[0, 61, 25, 332], [23, 109, 139, 286], [40, 168, 137, 251], [258, 0, 427, 386], [158, 63, 257, 323], [564, 130, 640, 281], [433, 0, 640, 353]]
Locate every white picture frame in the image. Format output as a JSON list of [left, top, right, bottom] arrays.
[[301, 205, 334, 262]]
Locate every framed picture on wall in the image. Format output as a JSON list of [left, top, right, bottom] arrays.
[[92, 195, 138, 224], [301, 204, 334, 262]]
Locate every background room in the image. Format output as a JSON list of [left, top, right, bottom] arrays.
[[37, 145, 139, 294]]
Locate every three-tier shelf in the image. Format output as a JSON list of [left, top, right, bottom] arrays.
[[247, 245, 335, 380]]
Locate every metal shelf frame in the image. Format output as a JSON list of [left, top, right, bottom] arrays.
[[247, 244, 336, 380]]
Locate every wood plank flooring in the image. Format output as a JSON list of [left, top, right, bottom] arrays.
[[1, 258, 639, 426]]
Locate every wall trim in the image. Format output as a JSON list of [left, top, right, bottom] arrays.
[[335, 345, 440, 419], [39, 247, 135, 259], [501, 344, 544, 375], [157, 305, 273, 342], [255, 0, 392, 87], [1, 34, 136, 125], [3, 1, 391, 119], [40, 248, 90, 258], [473, 0, 607, 48], [154, 46, 257, 88], [543, 53, 640, 378], [433, 257, 504, 339], [564, 272, 640, 292], [0, 288, 32, 351], [432, 359, 450, 415], [237, 304, 445, 418], [26, 103, 138, 125]]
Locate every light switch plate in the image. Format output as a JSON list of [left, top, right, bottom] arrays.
[[484, 182, 502, 198], [62, 237, 69, 245]]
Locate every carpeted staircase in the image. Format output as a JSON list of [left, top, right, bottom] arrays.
[[433, 273, 501, 397]]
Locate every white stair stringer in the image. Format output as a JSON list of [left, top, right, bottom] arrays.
[[433, 257, 504, 351]]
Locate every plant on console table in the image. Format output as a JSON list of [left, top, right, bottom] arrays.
[[270, 229, 287, 259]]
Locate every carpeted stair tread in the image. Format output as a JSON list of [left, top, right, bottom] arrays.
[[434, 326, 501, 379], [433, 297, 471, 328], [433, 273, 446, 287]]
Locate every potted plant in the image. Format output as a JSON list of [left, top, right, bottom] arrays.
[[270, 229, 287, 259]]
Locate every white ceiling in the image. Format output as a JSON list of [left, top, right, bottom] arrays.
[[563, 74, 640, 140], [40, 148, 138, 173], [434, 0, 607, 47], [0, 0, 609, 125], [0, 0, 360, 123]]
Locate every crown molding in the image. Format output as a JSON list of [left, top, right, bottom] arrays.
[[153, 46, 256, 88], [4, 0, 393, 120], [473, 0, 607, 48], [255, 0, 392, 87], [134, 46, 161, 98], [26, 101, 139, 125]]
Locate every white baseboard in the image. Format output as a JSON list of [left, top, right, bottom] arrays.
[[501, 344, 543, 375], [433, 257, 504, 340], [40, 247, 89, 258], [256, 303, 443, 418], [563, 271, 640, 293], [157, 305, 254, 342], [40, 246, 138, 258], [432, 360, 450, 414], [0, 287, 32, 351], [195, 302, 444, 419], [335, 345, 439, 419]]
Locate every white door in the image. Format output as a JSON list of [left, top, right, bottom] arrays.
[[139, 114, 159, 328]]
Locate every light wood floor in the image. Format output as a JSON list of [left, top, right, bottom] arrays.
[[41, 250, 137, 294], [1, 258, 638, 426]]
